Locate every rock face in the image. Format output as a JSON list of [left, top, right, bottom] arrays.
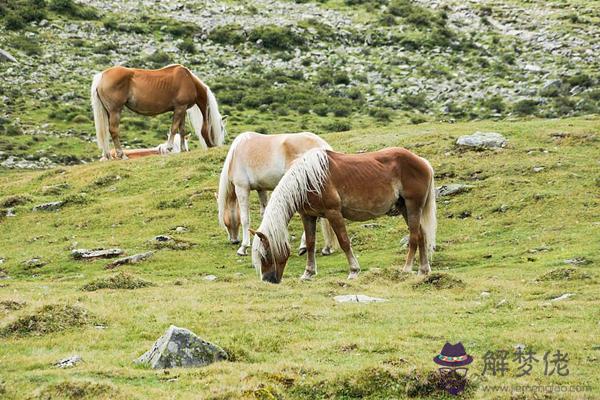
[[334, 294, 387, 303], [136, 325, 227, 369], [456, 132, 507, 149]]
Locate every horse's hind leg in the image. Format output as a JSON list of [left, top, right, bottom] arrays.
[[234, 185, 251, 256], [108, 110, 126, 160], [403, 200, 422, 273], [300, 214, 318, 280], [168, 106, 187, 151], [325, 210, 360, 279]]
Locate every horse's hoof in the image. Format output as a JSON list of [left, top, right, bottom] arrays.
[[236, 247, 247, 256], [347, 271, 360, 280], [100, 156, 109, 162], [300, 271, 315, 281], [230, 239, 240, 245], [417, 267, 431, 276], [298, 247, 307, 256], [321, 247, 334, 256]]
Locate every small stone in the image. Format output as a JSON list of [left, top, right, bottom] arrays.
[[32, 201, 64, 212], [564, 257, 590, 266], [136, 325, 227, 369], [155, 235, 172, 242], [203, 275, 217, 281], [0, 49, 17, 63], [436, 183, 471, 197], [480, 291, 491, 298], [174, 226, 188, 233], [334, 294, 387, 303], [495, 298, 508, 308], [514, 344, 526, 351], [532, 166, 544, 172], [22, 258, 46, 269], [550, 293, 574, 302], [456, 132, 507, 149], [72, 248, 124, 260], [105, 252, 154, 269], [54, 355, 82, 368]]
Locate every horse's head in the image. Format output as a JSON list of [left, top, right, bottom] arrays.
[[251, 229, 290, 284], [222, 201, 240, 244]]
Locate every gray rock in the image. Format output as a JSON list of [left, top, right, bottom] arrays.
[[480, 291, 491, 298], [71, 248, 124, 260], [0, 49, 17, 63], [54, 355, 82, 368], [334, 294, 387, 303], [564, 257, 590, 266], [456, 132, 507, 149], [136, 325, 227, 369], [203, 275, 218, 281], [550, 293, 574, 302], [532, 166, 544, 172], [32, 201, 64, 212], [105, 251, 154, 269], [22, 257, 46, 269], [154, 235, 173, 242], [436, 183, 471, 197]]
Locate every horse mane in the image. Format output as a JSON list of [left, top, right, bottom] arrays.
[[217, 132, 252, 229], [184, 67, 226, 147], [252, 148, 330, 268]]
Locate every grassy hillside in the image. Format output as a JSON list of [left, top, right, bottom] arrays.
[[0, 117, 599, 399]]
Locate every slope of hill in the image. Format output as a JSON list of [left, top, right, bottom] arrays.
[[0, 117, 598, 399]]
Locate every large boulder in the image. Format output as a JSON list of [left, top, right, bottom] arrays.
[[136, 325, 227, 369], [456, 132, 507, 149]]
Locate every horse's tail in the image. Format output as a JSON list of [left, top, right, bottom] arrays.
[[217, 133, 247, 229], [90, 72, 110, 159], [186, 105, 207, 150], [205, 85, 225, 146], [420, 160, 437, 259], [320, 218, 338, 251]]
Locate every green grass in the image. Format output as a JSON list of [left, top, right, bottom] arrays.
[[0, 117, 599, 399]]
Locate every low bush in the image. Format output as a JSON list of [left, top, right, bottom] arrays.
[[249, 24, 304, 50], [513, 99, 538, 115], [208, 24, 246, 46]]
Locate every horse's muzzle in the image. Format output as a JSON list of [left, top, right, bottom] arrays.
[[262, 271, 280, 284]]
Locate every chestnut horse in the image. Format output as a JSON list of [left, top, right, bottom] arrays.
[[251, 147, 436, 283], [218, 131, 336, 256], [91, 64, 226, 160]]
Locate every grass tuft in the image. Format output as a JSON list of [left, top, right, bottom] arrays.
[[38, 380, 117, 400], [0, 304, 92, 337], [81, 272, 154, 291], [412, 272, 465, 289], [536, 267, 592, 282], [0, 299, 26, 311]]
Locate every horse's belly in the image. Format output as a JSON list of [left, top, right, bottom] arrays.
[[339, 186, 399, 221]]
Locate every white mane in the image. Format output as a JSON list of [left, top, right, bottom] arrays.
[[205, 85, 226, 146], [252, 148, 330, 269]]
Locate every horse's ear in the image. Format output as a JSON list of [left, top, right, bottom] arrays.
[[251, 229, 268, 244], [249, 228, 256, 236]]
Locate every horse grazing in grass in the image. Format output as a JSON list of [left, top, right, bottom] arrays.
[[109, 133, 189, 159], [91, 64, 226, 161], [218, 131, 337, 256], [251, 147, 437, 284]]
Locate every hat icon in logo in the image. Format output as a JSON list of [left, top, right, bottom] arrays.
[[433, 342, 473, 367]]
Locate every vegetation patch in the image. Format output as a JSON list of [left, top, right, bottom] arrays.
[[0, 304, 93, 337], [0, 299, 26, 312], [365, 267, 411, 282], [536, 267, 592, 282], [412, 272, 465, 289], [0, 195, 31, 208], [81, 272, 154, 292], [37, 380, 117, 400]]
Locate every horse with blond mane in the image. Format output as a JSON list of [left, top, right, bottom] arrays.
[[218, 131, 337, 256], [251, 147, 437, 283], [91, 64, 226, 160]]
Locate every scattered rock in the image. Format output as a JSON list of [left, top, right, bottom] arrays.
[[362, 223, 383, 229], [105, 252, 154, 269], [480, 291, 491, 298], [81, 272, 154, 291], [564, 257, 591, 266], [22, 257, 46, 269], [514, 343, 526, 351], [413, 273, 465, 289], [72, 248, 124, 260], [456, 132, 507, 149], [532, 166, 544, 172], [54, 355, 82, 368], [151, 235, 194, 250], [550, 293, 574, 302], [496, 298, 508, 308], [0, 304, 93, 337], [334, 294, 387, 303], [32, 201, 64, 212], [0, 49, 17, 63], [136, 325, 227, 369], [436, 183, 471, 197], [492, 204, 509, 213], [537, 267, 591, 281], [203, 275, 218, 281], [174, 226, 188, 233]]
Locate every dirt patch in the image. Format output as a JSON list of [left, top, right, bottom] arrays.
[[537, 267, 592, 281], [0, 299, 26, 311], [0, 304, 93, 337], [0, 195, 31, 208], [365, 268, 411, 282], [81, 272, 154, 292], [413, 273, 465, 289], [37, 380, 117, 400]]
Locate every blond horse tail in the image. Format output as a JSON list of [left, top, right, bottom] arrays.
[[320, 218, 338, 251], [420, 161, 437, 259], [205, 85, 225, 146], [91, 72, 110, 159], [186, 105, 207, 150], [217, 133, 248, 229]]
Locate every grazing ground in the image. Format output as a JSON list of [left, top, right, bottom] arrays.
[[0, 117, 599, 399]]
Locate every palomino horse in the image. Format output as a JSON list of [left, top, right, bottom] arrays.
[[218, 131, 337, 256], [251, 147, 437, 283], [109, 133, 189, 159], [91, 64, 226, 160]]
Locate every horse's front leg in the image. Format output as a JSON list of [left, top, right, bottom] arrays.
[[325, 210, 360, 279], [234, 185, 251, 256], [168, 107, 186, 151], [300, 214, 318, 280]]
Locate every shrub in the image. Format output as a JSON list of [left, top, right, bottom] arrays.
[[513, 99, 538, 115], [4, 13, 25, 30], [313, 104, 330, 117], [49, 0, 98, 19], [11, 35, 42, 55], [566, 73, 593, 88], [323, 120, 352, 132], [331, 102, 353, 117], [483, 95, 506, 113], [333, 71, 351, 85], [402, 92, 428, 111], [178, 38, 196, 53], [368, 107, 393, 122], [145, 51, 171, 68], [249, 24, 304, 50], [209, 24, 246, 45]]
